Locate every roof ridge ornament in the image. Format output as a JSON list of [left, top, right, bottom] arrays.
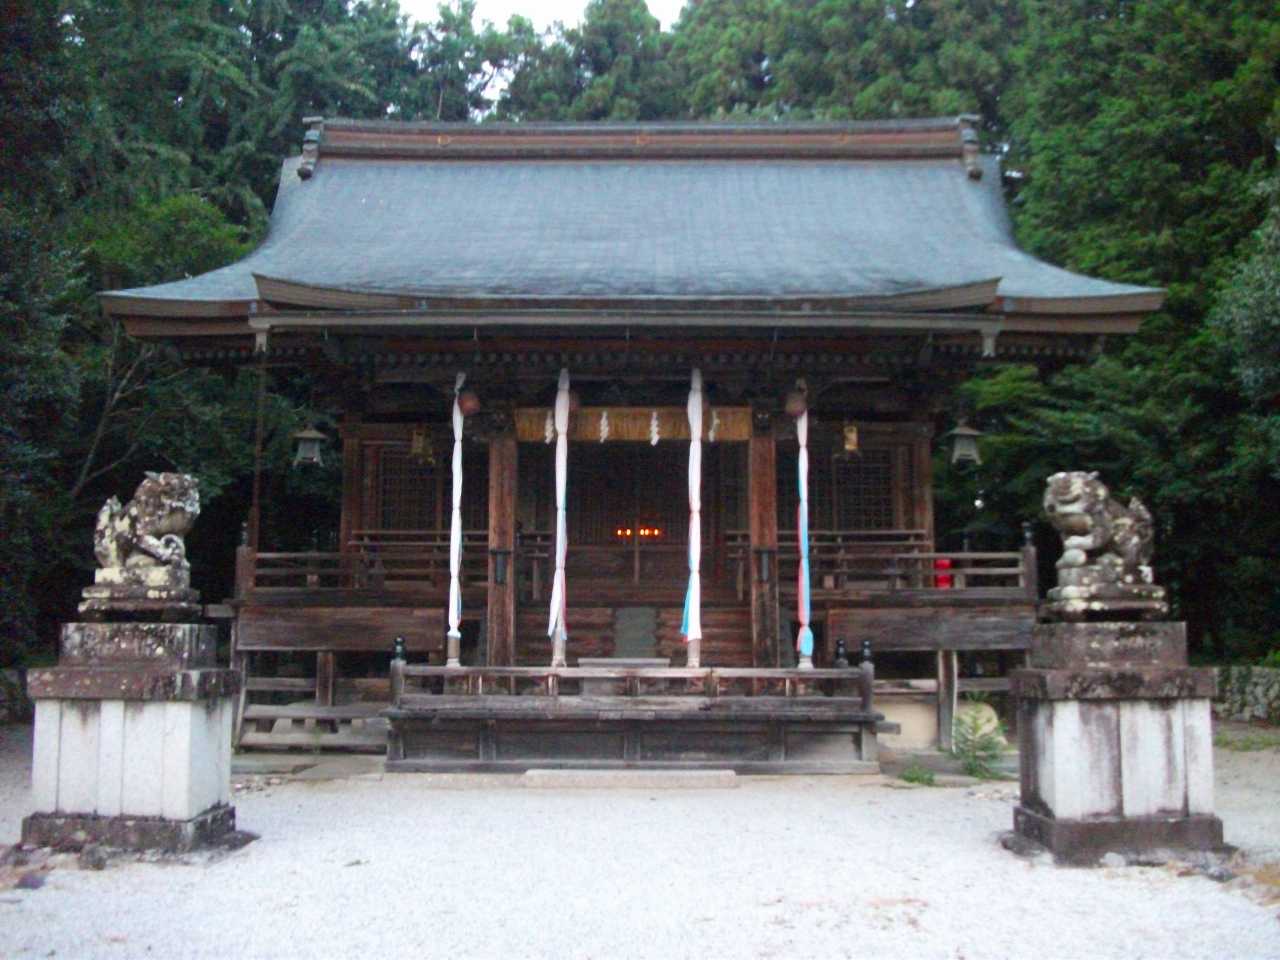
[[298, 116, 324, 180], [961, 122, 982, 180]]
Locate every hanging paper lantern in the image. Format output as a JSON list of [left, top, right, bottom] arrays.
[[457, 388, 481, 417]]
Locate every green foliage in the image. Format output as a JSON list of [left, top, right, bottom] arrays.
[[1006, 0, 1279, 323], [1212, 178, 1280, 479], [1, 1, 83, 666], [88, 194, 251, 290], [899, 761, 936, 786], [1214, 728, 1280, 752], [936, 0, 1280, 659], [665, 0, 1023, 133], [497, 0, 679, 121], [951, 710, 1007, 780]]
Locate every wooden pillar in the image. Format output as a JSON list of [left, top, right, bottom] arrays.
[[337, 413, 363, 553], [315, 651, 336, 707], [247, 330, 269, 549], [912, 426, 935, 544], [485, 435, 518, 667], [748, 427, 780, 668], [233, 541, 256, 600], [937, 649, 958, 752]]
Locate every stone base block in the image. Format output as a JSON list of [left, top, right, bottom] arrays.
[[59, 621, 217, 668], [1018, 696, 1215, 821], [31, 697, 233, 821], [1013, 805, 1226, 866], [22, 804, 236, 853], [77, 598, 203, 622], [1029, 621, 1187, 670]]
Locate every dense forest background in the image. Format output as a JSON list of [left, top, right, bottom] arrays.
[[2, 0, 1278, 667]]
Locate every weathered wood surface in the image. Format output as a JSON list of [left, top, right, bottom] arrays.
[[238, 700, 387, 752], [390, 694, 879, 721], [240, 586, 485, 606], [315, 651, 336, 706], [486, 436, 517, 666], [516, 606, 614, 663], [936, 649, 958, 752], [385, 691, 884, 773], [748, 433, 780, 667], [393, 663, 872, 704], [826, 606, 1033, 653], [236, 606, 445, 651], [244, 703, 386, 721], [656, 606, 751, 666]]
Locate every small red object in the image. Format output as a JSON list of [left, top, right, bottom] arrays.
[[933, 557, 953, 589]]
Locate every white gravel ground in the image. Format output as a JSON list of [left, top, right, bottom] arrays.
[[1, 721, 1277, 960]]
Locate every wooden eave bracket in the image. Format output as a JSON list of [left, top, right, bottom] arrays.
[[979, 323, 1002, 358]]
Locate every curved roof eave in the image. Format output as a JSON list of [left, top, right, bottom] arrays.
[[100, 124, 1165, 327]]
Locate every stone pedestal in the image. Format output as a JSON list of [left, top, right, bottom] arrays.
[[1011, 621, 1225, 865], [22, 621, 238, 852]]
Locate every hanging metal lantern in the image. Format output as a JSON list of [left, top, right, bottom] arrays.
[[410, 426, 434, 464], [291, 426, 327, 467], [842, 422, 859, 453], [947, 419, 983, 466], [784, 385, 808, 418]]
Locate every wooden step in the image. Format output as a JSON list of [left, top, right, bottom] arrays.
[[243, 703, 384, 721], [238, 727, 386, 752]]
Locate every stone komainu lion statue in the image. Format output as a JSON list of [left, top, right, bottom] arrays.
[[93, 472, 200, 575], [1042, 471, 1154, 584]]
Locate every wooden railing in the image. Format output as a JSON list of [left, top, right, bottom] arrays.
[[236, 527, 1036, 603], [725, 529, 1036, 601], [390, 662, 874, 708], [516, 531, 690, 599], [240, 530, 488, 594]]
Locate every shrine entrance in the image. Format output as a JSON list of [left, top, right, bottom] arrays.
[[517, 436, 745, 600], [511, 423, 752, 666]]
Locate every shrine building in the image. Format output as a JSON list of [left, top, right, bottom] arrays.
[[100, 117, 1162, 770]]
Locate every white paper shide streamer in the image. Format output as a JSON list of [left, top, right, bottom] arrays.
[[446, 371, 466, 665], [681, 370, 703, 656], [547, 369, 571, 664], [795, 407, 814, 667]]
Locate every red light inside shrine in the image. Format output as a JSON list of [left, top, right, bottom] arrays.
[[614, 526, 663, 539]]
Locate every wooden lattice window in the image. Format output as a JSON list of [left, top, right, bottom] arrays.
[[832, 448, 895, 530], [378, 448, 437, 529], [777, 442, 833, 530]]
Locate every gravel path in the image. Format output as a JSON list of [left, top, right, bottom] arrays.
[[1, 722, 1277, 960]]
